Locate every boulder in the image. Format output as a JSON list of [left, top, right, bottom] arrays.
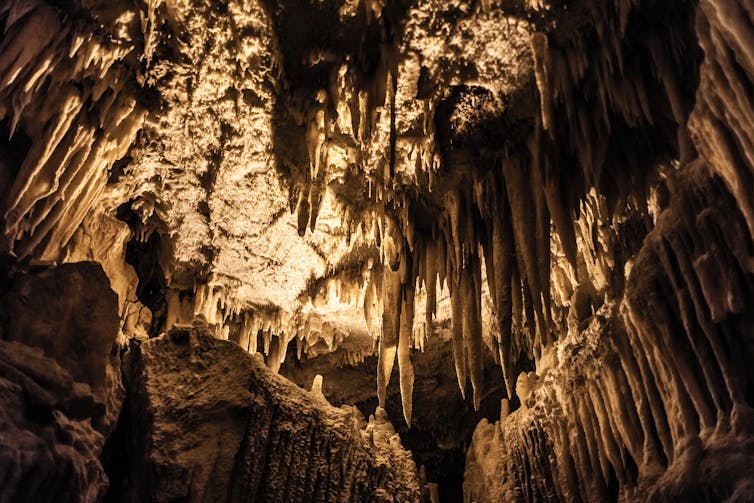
[[122, 324, 421, 503]]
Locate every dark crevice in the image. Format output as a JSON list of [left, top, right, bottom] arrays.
[[0, 121, 31, 202], [101, 377, 132, 503], [117, 202, 168, 336]]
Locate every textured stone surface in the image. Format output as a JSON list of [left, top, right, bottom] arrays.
[[464, 164, 754, 502], [281, 326, 505, 499], [0, 262, 118, 388], [0, 261, 123, 434], [0, 262, 121, 503], [0, 261, 123, 503], [0, 340, 108, 503], [121, 325, 420, 503], [463, 0, 754, 500]]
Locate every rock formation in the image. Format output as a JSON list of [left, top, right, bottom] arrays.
[[120, 325, 419, 502], [0, 262, 119, 502], [1, 0, 753, 501]]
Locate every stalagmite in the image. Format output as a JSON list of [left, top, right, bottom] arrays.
[[3, 0, 754, 501], [311, 374, 324, 394]]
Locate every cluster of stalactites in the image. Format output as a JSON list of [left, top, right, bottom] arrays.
[[164, 282, 292, 371], [465, 161, 754, 502], [351, 130, 585, 425], [288, 82, 584, 424], [531, 0, 696, 190], [289, 39, 441, 241], [166, 279, 372, 373], [288, 92, 565, 425], [283, 0, 699, 424], [0, 1, 145, 260]]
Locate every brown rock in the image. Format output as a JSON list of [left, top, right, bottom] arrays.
[[0, 261, 122, 434], [0, 340, 107, 503], [123, 325, 420, 503]]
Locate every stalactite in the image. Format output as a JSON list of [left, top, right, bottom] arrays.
[[0, 1, 144, 259], [450, 274, 467, 399], [463, 255, 484, 410], [378, 262, 401, 409], [532, 32, 553, 133], [5, 0, 745, 498], [490, 191, 515, 398], [528, 126, 553, 344], [397, 262, 415, 425], [502, 156, 546, 352], [468, 161, 754, 501], [445, 190, 464, 276], [542, 166, 577, 269], [424, 239, 438, 333]]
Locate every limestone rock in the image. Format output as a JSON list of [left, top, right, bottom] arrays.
[[0, 261, 122, 434], [122, 326, 421, 503], [1, 0, 754, 499], [0, 340, 108, 503], [464, 164, 754, 502]]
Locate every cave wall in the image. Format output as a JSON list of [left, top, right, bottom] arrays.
[[0, 261, 420, 502], [465, 163, 754, 502], [0, 263, 121, 502], [465, 1, 754, 501]]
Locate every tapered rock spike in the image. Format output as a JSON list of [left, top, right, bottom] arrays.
[[378, 263, 401, 408], [464, 256, 484, 411], [450, 273, 467, 399], [425, 240, 437, 332], [543, 171, 578, 269], [502, 156, 546, 353], [310, 374, 323, 394], [532, 32, 553, 132], [492, 193, 515, 399], [482, 233, 497, 309], [398, 275, 415, 426], [511, 259, 523, 337], [529, 132, 553, 343], [446, 191, 463, 276]]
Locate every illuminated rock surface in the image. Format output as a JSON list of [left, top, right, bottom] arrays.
[[1, 0, 754, 501], [120, 325, 420, 502]]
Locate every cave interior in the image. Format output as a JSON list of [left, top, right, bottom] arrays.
[[1, 0, 754, 501]]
